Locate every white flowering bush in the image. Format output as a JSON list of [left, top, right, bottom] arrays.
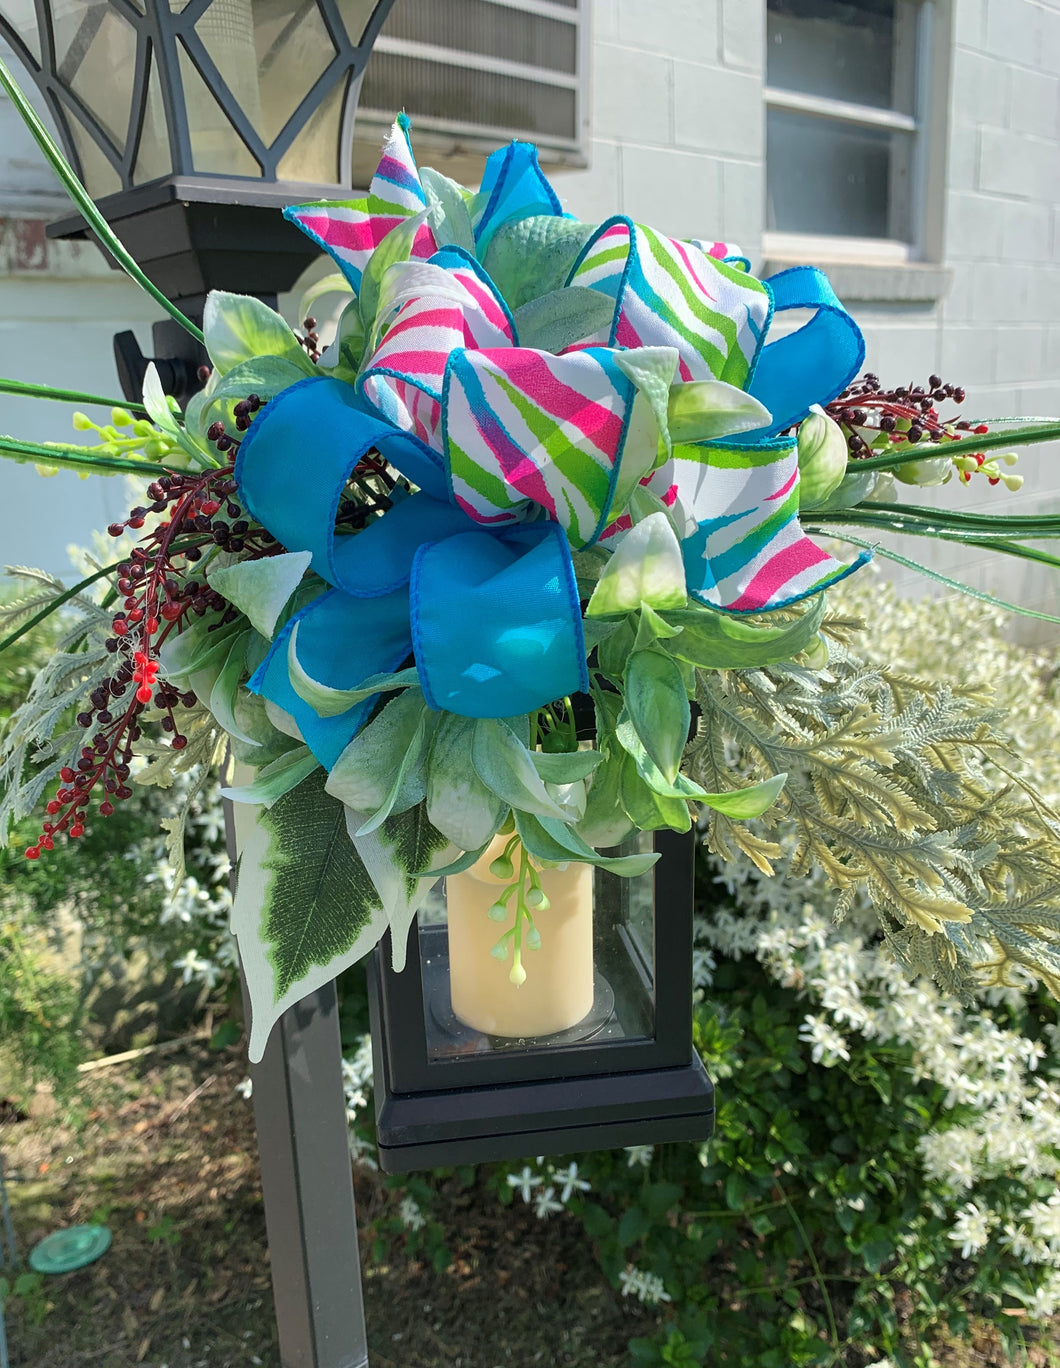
[[359, 581, 1060, 1368]]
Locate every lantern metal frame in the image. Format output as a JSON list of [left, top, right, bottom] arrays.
[[367, 829, 715, 1174], [0, 0, 397, 199]]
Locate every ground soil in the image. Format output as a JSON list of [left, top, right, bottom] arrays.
[[0, 1043, 656, 1368]]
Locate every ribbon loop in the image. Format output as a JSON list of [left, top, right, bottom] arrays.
[[412, 522, 588, 717], [747, 266, 865, 437]]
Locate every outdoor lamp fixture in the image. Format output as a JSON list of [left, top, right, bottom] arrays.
[[368, 829, 714, 1173], [0, 0, 397, 399]]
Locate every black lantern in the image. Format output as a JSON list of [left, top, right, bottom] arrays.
[[368, 830, 714, 1173], [0, 0, 397, 398]]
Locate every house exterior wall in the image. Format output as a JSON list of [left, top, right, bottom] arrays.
[[1, 1, 1058, 633]]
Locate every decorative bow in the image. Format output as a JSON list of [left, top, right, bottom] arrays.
[[235, 117, 868, 767]]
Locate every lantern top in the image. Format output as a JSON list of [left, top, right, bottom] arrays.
[[0, 0, 396, 204]]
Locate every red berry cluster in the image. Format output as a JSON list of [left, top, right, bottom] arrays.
[[25, 411, 279, 861], [827, 372, 989, 461]]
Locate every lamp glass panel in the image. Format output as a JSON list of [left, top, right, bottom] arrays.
[[67, 116, 120, 195], [0, 1, 42, 60], [191, 0, 264, 141], [54, 2, 137, 150], [132, 51, 172, 185], [275, 73, 346, 183], [419, 833, 655, 1063], [336, 0, 386, 47], [178, 42, 261, 177], [252, 0, 336, 146]]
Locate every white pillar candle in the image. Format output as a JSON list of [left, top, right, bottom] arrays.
[[446, 835, 595, 1038]]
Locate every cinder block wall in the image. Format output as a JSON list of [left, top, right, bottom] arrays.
[[552, 0, 1060, 634]]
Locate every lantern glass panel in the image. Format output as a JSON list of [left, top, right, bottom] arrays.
[[133, 56, 172, 184], [3, 0, 40, 59], [276, 74, 346, 182], [178, 43, 260, 177], [195, 0, 336, 147], [54, 2, 137, 151], [337, 0, 383, 45], [67, 117, 120, 195], [418, 832, 657, 1064]]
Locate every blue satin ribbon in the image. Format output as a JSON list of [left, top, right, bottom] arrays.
[[235, 376, 588, 767], [746, 266, 866, 438]]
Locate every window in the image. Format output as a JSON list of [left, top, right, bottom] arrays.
[[354, 0, 588, 173], [764, 0, 937, 262]]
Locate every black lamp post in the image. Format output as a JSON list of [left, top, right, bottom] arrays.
[[369, 830, 713, 1173], [0, 0, 398, 401]]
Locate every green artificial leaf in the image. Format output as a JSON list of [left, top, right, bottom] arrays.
[[515, 810, 660, 875], [530, 748, 604, 783], [359, 210, 431, 335], [142, 364, 211, 467], [208, 633, 258, 745], [483, 215, 596, 312], [619, 750, 692, 832], [698, 772, 788, 818], [288, 625, 421, 717], [420, 166, 476, 254], [667, 379, 772, 444], [664, 595, 826, 669], [511, 287, 617, 353], [472, 718, 570, 820], [158, 614, 243, 684], [234, 768, 390, 1062], [207, 551, 312, 641], [353, 707, 438, 837], [346, 801, 452, 971], [220, 746, 320, 808], [629, 482, 685, 539], [597, 617, 636, 679], [412, 841, 490, 878], [426, 715, 509, 850], [574, 747, 637, 848], [316, 298, 366, 382], [809, 468, 879, 512], [325, 689, 427, 813], [582, 618, 619, 654], [612, 348, 679, 504], [633, 601, 683, 650], [614, 711, 706, 800], [587, 513, 687, 617], [624, 647, 690, 784], [298, 270, 353, 322], [203, 290, 314, 377]]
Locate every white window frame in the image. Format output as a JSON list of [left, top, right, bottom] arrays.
[[357, 0, 590, 168], [762, 0, 950, 268]]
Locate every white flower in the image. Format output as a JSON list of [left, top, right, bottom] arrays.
[[948, 1202, 994, 1258], [235, 1077, 253, 1100], [618, 1265, 672, 1306], [798, 1014, 850, 1066], [173, 948, 222, 989], [348, 1133, 378, 1170], [507, 1166, 542, 1204], [533, 1186, 564, 1220], [552, 1162, 591, 1202], [625, 1145, 654, 1168], [399, 1197, 425, 1231]]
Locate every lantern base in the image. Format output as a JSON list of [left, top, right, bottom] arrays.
[[367, 958, 714, 1174]]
